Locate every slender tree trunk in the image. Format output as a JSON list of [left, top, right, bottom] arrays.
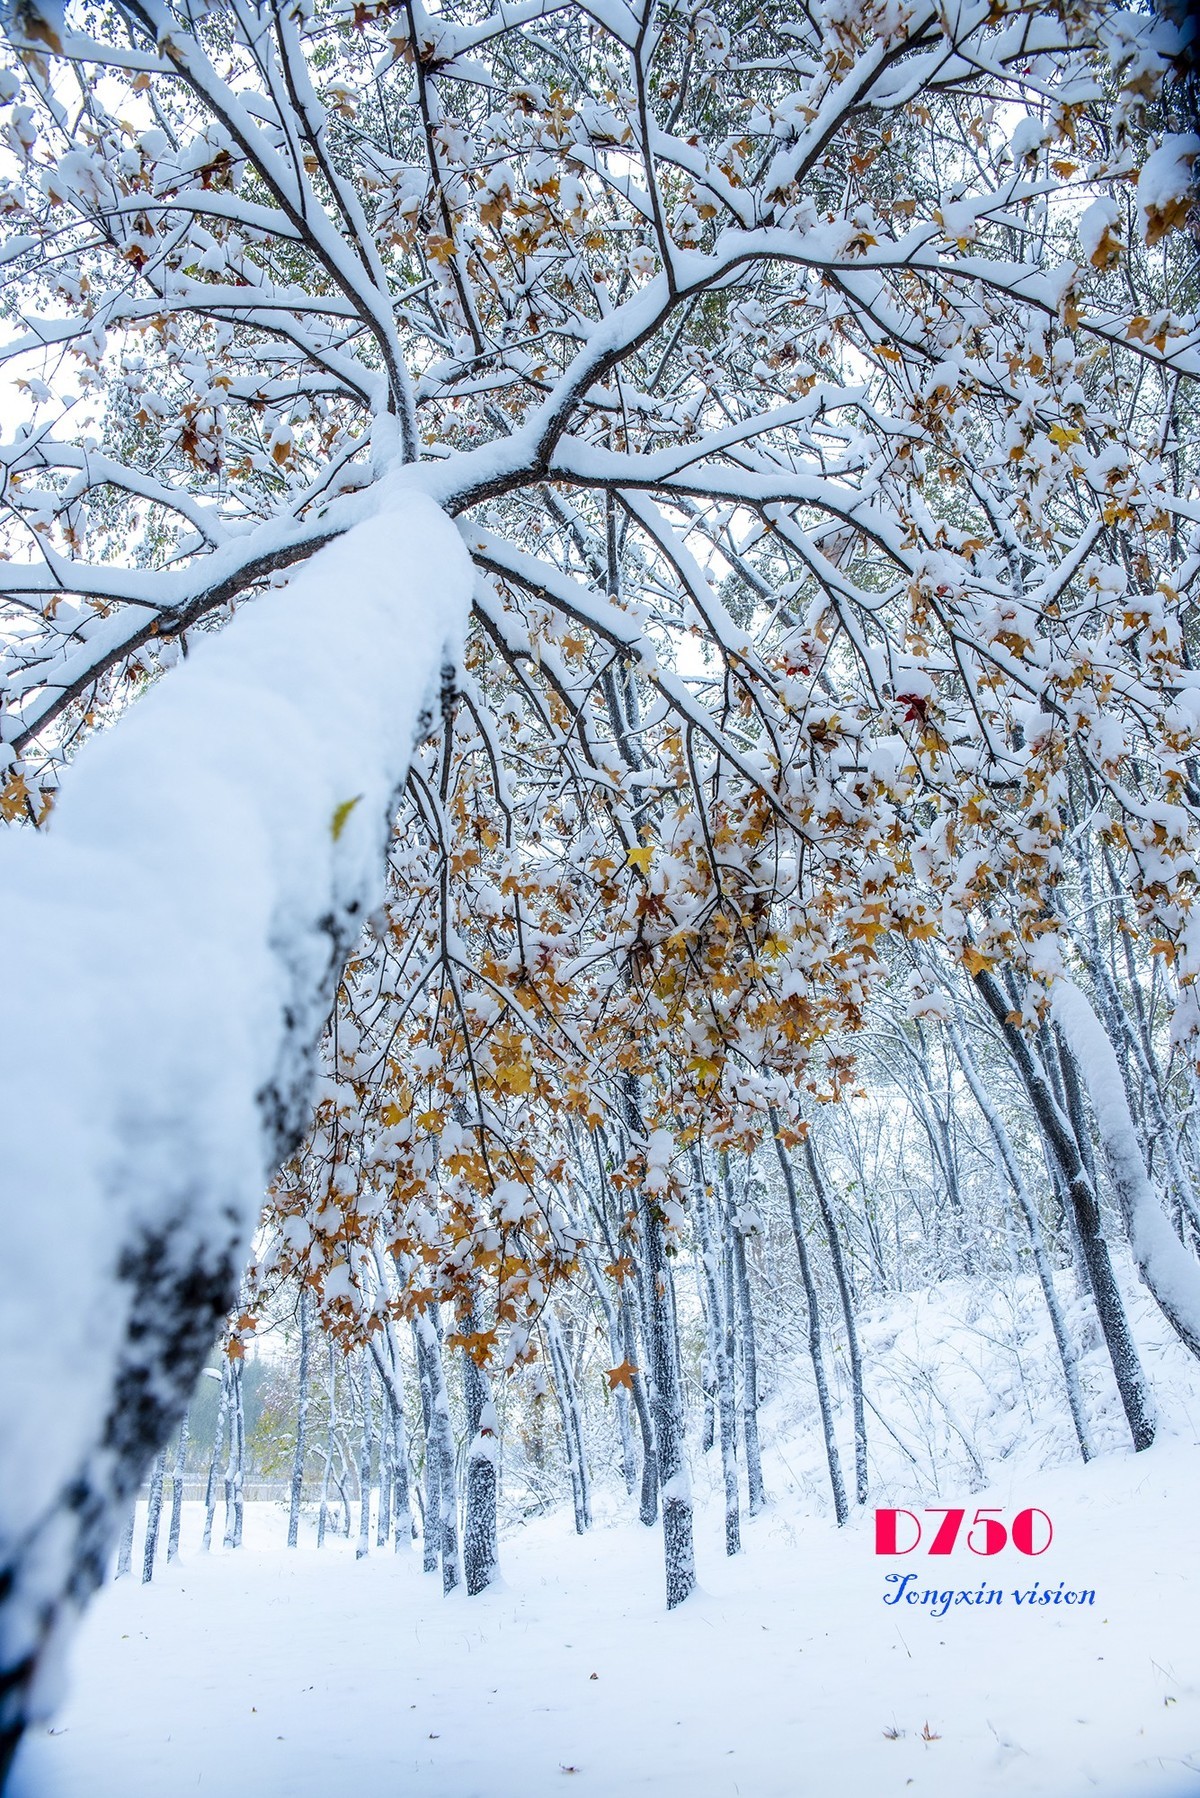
[[368, 1324, 413, 1552], [583, 1247, 638, 1495], [976, 971, 1155, 1449], [547, 1312, 591, 1534], [772, 1128, 849, 1526], [202, 1365, 231, 1553], [799, 1129, 868, 1504], [415, 1309, 459, 1593], [376, 1380, 393, 1550], [619, 1285, 658, 1526], [693, 1159, 739, 1555], [461, 1297, 500, 1595], [288, 1287, 310, 1549], [223, 1357, 245, 1550], [141, 1449, 168, 1584], [412, 1320, 440, 1574], [723, 1157, 765, 1516], [114, 1506, 136, 1582], [1054, 982, 1200, 1362], [356, 1350, 373, 1561], [316, 1343, 337, 1550], [947, 1021, 1094, 1462], [625, 1079, 694, 1608], [167, 1409, 190, 1563]]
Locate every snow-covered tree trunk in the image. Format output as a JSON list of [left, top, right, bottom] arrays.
[[947, 1021, 1093, 1463], [414, 1309, 460, 1594], [222, 1359, 242, 1551], [287, 1289, 311, 1550], [376, 1371, 393, 1552], [772, 1132, 849, 1527], [723, 1159, 765, 1517], [140, 1450, 167, 1585], [202, 1367, 231, 1554], [356, 1351, 374, 1562], [223, 1358, 246, 1552], [316, 1344, 337, 1552], [167, 1410, 190, 1565], [976, 973, 1156, 1450], [693, 1161, 740, 1555], [625, 1082, 694, 1608], [412, 1322, 440, 1576], [114, 1508, 135, 1584], [367, 1323, 413, 1553], [619, 1286, 658, 1528], [800, 1134, 868, 1506], [581, 1247, 637, 1496], [0, 489, 468, 1769], [546, 1312, 591, 1536], [461, 1299, 500, 1596], [1053, 980, 1200, 1362]]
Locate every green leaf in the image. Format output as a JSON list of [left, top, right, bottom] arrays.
[[330, 794, 363, 842]]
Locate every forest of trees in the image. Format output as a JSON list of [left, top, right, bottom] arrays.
[[0, 0, 1198, 1782]]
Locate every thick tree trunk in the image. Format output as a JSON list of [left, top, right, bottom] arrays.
[[0, 493, 469, 1773]]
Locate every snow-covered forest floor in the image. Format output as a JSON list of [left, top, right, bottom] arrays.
[[12, 1274, 1200, 1798]]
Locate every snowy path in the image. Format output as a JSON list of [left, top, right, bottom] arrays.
[[11, 1438, 1200, 1798]]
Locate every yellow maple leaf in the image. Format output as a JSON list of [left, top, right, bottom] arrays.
[[626, 844, 654, 873], [497, 1059, 534, 1094], [0, 772, 29, 823]]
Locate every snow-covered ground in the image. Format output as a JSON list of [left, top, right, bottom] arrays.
[[11, 1269, 1200, 1798], [11, 1432, 1200, 1798]]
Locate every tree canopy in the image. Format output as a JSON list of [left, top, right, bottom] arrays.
[[1, 0, 1199, 1775]]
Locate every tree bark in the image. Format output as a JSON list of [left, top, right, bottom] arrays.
[[141, 1450, 167, 1585], [693, 1158, 740, 1555], [461, 1298, 500, 1595], [624, 1079, 694, 1608], [976, 971, 1155, 1450], [287, 1288, 310, 1550], [771, 1126, 849, 1526], [723, 1156, 765, 1517], [167, 1409, 190, 1564]]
